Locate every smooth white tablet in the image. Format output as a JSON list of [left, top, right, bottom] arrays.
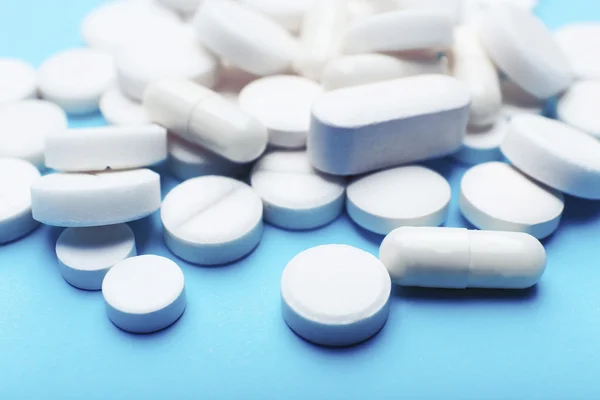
[[31, 169, 161, 227], [45, 125, 167, 172], [309, 75, 470, 176], [476, 2, 572, 99], [239, 76, 323, 148], [157, 0, 202, 15], [556, 80, 600, 139], [37, 48, 115, 114], [501, 115, 600, 199], [194, 0, 299, 76], [102, 255, 186, 334], [99, 88, 151, 126], [251, 151, 345, 230], [239, 0, 317, 32], [0, 158, 40, 243], [460, 162, 564, 239], [347, 166, 451, 235], [0, 100, 67, 168], [0, 59, 36, 104], [400, 0, 462, 24], [500, 79, 544, 119], [342, 9, 454, 54], [454, 118, 507, 165], [281, 244, 391, 347], [161, 176, 263, 265], [56, 224, 136, 291], [555, 23, 600, 80]]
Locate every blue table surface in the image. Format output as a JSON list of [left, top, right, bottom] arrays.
[[2, 1, 600, 399]]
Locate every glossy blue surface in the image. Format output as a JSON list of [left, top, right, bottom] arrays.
[[1, 1, 600, 399]]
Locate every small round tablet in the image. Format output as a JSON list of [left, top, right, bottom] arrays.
[[56, 224, 137, 290], [99, 88, 151, 126], [500, 79, 544, 119], [239, 76, 323, 148], [0, 58, 36, 104], [161, 176, 263, 265], [460, 162, 564, 239], [454, 118, 507, 165], [554, 23, 600, 80], [501, 115, 600, 199], [0, 158, 41, 243], [250, 151, 345, 230], [37, 48, 115, 114], [346, 166, 451, 235], [281, 244, 391, 347], [556, 80, 600, 139], [102, 255, 186, 334]]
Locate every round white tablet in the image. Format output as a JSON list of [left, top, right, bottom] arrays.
[[99, 88, 151, 126], [556, 80, 600, 139], [500, 79, 544, 119], [454, 118, 507, 165], [347, 166, 451, 235], [56, 224, 137, 291], [0, 158, 41, 243], [554, 23, 600, 80], [0, 59, 36, 104], [239, 0, 317, 32], [250, 151, 345, 230], [460, 162, 564, 239], [476, 2, 572, 99], [239, 76, 323, 148], [281, 244, 391, 347], [501, 115, 600, 199], [0, 100, 67, 168], [37, 48, 115, 114], [102, 255, 186, 334], [161, 176, 263, 265], [31, 169, 161, 227]]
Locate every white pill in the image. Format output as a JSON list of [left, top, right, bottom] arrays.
[[157, 0, 202, 15], [342, 10, 454, 54], [460, 162, 564, 239], [37, 48, 115, 114], [56, 224, 136, 291], [451, 26, 502, 127], [453, 118, 507, 165], [554, 23, 600, 80], [0, 59, 36, 104], [556, 80, 600, 139], [99, 88, 151, 126], [321, 53, 447, 91], [379, 227, 546, 289], [346, 0, 401, 21], [102, 255, 186, 333], [250, 151, 345, 230], [239, 0, 317, 32], [309, 75, 470, 176], [31, 169, 161, 227], [281, 244, 391, 347], [500, 79, 544, 119], [45, 125, 167, 172], [399, 0, 463, 25], [501, 115, 600, 199], [161, 176, 263, 265], [476, 2, 572, 99], [0, 100, 67, 168], [347, 166, 450, 235], [144, 77, 268, 163], [194, 0, 299, 76], [0, 158, 40, 243], [239, 76, 323, 149]]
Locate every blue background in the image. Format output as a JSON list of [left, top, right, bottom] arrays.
[[1, 1, 600, 399]]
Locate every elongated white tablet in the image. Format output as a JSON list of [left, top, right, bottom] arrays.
[[347, 166, 450, 235], [239, 0, 317, 32], [0, 59, 36, 104], [31, 169, 161, 227], [0, 100, 67, 168], [251, 151, 345, 230], [454, 118, 507, 165], [281, 244, 391, 347], [45, 125, 167, 172], [460, 162, 564, 239], [555, 23, 600, 80], [309, 75, 470, 176], [239, 76, 323, 148], [500, 79, 544, 119], [56, 224, 136, 291], [99, 88, 151, 126], [0, 158, 40, 243], [161, 176, 263, 265], [501, 115, 600, 199], [194, 0, 298, 76], [476, 2, 572, 99], [556, 80, 600, 139], [103, 255, 186, 333], [342, 9, 454, 54]]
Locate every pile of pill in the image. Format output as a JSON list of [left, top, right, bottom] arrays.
[[1, 0, 599, 345]]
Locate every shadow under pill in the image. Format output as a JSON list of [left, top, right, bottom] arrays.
[[561, 195, 600, 224], [393, 283, 540, 303], [345, 215, 386, 248]]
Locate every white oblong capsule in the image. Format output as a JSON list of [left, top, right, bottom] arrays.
[[379, 227, 546, 289]]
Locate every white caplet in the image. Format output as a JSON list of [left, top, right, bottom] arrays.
[[379, 227, 546, 289]]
